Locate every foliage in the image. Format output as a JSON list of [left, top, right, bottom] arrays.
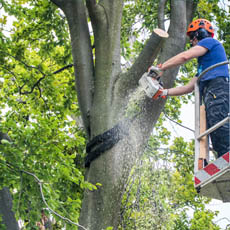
[[0, 0, 96, 229], [121, 0, 171, 67], [190, 209, 220, 230], [119, 136, 220, 230], [196, 0, 230, 56], [0, 215, 6, 230]]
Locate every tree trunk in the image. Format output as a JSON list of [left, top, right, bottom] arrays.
[[0, 133, 19, 229], [0, 187, 19, 230], [50, 0, 197, 229]]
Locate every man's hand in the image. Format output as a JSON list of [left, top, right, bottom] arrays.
[[159, 88, 168, 99], [153, 88, 168, 100], [157, 64, 164, 77]]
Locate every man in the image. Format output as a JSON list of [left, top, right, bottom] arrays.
[[157, 18, 229, 158]]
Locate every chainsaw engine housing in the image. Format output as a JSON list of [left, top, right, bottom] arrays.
[[138, 72, 161, 98]]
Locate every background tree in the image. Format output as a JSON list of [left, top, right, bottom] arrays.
[[0, 1, 91, 229]]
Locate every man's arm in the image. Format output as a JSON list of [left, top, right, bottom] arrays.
[[166, 77, 197, 96], [160, 45, 208, 70]]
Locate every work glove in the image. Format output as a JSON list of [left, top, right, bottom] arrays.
[[160, 89, 168, 97], [154, 88, 168, 100]]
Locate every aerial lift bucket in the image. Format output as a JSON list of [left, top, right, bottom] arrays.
[[194, 61, 230, 202]]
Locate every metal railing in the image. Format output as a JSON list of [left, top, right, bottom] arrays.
[[194, 61, 230, 172]]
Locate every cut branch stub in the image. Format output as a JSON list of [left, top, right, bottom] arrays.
[[153, 28, 169, 38]]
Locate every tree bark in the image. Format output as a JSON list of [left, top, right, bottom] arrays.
[[51, 0, 94, 137], [0, 133, 19, 229], [0, 187, 19, 230], [50, 0, 197, 229]]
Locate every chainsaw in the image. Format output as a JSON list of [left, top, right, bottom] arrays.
[[138, 66, 166, 99]]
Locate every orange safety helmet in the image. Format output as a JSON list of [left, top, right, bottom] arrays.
[[187, 19, 214, 37]]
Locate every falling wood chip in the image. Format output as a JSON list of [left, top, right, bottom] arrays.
[[153, 28, 169, 38]]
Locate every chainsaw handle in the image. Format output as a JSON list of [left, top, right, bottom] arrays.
[[153, 90, 162, 100], [153, 89, 167, 100]]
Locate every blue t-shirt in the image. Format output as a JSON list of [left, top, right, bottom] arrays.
[[196, 38, 229, 83]]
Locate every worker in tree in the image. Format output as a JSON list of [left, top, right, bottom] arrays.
[[157, 18, 229, 158]]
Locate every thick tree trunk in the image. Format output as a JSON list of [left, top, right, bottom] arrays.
[[0, 187, 19, 230], [51, 0, 197, 229], [79, 102, 165, 229]]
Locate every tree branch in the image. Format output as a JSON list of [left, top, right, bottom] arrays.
[[157, 0, 198, 90], [49, 0, 63, 8], [20, 75, 45, 95], [158, 0, 168, 30], [20, 64, 74, 95], [186, 0, 198, 26], [53, 64, 73, 74], [130, 28, 168, 82], [0, 50, 40, 71], [86, 0, 108, 29], [157, 0, 189, 89], [83, 0, 125, 135], [52, 0, 94, 137], [1, 52, 73, 98], [86, 0, 98, 17], [116, 29, 168, 96]]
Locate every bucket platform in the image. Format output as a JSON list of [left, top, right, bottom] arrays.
[[194, 61, 230, 202], [194, 152, 230, 202]]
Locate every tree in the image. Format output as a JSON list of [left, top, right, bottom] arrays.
[[46, 1, 197, 229], [0, 187, 19, 230], [0, 1, 90, 228], [0, 133, 19, 230]]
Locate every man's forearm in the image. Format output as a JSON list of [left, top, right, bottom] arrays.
[[167, 77, 197, 96], [160, 46, 207, 71], [167, 85, 192, 96], [161, 52, 189, 70]]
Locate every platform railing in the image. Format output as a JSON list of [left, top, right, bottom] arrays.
[[194, 61, 230, 173]]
